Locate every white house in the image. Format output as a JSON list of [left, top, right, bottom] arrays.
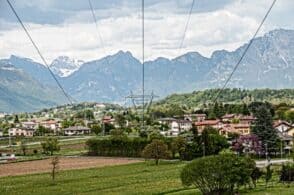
[[274, 120, 292, 133], [159, 118, 192, 136], [9, 127, 34, 137], [64, 126, 91, 136], [21, 121, 38, 129]]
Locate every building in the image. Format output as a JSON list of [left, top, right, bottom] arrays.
[[195, 120, 223, 134], [221, 114, 236, 122], [102, 116, 115, 125], [184, 114, 206, 122], [21, 121, 38, 129], [64, 126, 91, 136], [158, 118, 192, 136], [232, 124, 251, 135], [9, 127, 34, 137], [274, 120, 293, 134], [238, 115, 255, 125], [40, 120, 61, 133]]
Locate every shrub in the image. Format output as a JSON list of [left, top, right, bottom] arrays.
[[181, 154, 255, 195], [280, 163, 294, 183]]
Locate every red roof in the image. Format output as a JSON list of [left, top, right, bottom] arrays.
[[195, 120, 221, 126]]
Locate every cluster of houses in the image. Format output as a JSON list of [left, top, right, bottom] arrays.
[[5, 120, 91, 137], [158, 114, 294, 144]]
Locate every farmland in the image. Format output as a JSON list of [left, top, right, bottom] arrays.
[[0, 161, 293, 195]]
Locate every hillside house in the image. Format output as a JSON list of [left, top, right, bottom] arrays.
[[274, 120, 292, 133], [184, 114, 206, 122], [158, 118, 192, 136], [221, 114, 236, 122], [9, 127, 34, 137], [64, 126, 91, 136], [195, 120, 223, 134], [40, 120, 61, 133], [21, 121, 38, 129]]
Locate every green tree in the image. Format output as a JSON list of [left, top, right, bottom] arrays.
[[181, 154, 256, 195], [170, 136, 187, 159], [142, 139, 170, 165], [115, 114, 126, 128], [91, 125, 102, 135], [41, 138, 60, 155], [20, 140, 27, 156], [250, 103, 278, 152], [14, 115, 19, 123], [265, 164, 273, 187]]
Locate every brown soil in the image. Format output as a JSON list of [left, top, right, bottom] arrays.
[[0, 157, 141, 177]]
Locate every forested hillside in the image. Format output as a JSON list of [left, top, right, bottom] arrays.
[[155, 89, 294, 108]]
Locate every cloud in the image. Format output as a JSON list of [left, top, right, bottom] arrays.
[[0, 0, 293, 63]]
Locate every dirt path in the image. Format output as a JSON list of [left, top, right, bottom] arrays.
[[0, 157, 142, 177]]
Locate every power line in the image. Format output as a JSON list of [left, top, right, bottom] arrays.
[[164, 0, 196, 96], [6, 0, 74, 105], [88, 0, 125, 100], [212, 0, 277, 103], [179, 0, 195, 51]]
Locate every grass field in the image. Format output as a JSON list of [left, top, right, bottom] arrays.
[[0, 161, 293, 195]]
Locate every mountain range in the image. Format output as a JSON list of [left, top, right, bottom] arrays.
[[0, 28, 294, 113]]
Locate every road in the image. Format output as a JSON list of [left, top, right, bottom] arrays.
[[255, 159, 293, 167]]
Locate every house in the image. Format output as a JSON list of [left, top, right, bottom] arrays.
[[102, 116, 115, 125], [40, 120, 61, 133], [184, 114, 206, 122], [287, 127, 294, 137], [64, 126, 91, 136], [195, 120, 223, 134], [221, 114, 236, 122], [218, 123, 251, 137], [21, 121, 38, 129], [9, 127, 34, 137], [274, 120, 292, 134], [238, 115, 255, 124], [232, 124, 251, 135], [158, 118, 192, 136]]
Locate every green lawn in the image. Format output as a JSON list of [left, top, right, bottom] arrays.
[[0, 161, 293, 195]]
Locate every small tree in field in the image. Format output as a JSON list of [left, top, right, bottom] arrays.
[[51, 156, 59, 181], [142, 139, 169, 165], [41, 138, 60, 155]]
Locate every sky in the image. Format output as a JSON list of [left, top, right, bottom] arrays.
[[0, 0, 293, 63]]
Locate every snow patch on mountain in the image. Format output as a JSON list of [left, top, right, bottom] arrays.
[[50, 56, 84, 77]]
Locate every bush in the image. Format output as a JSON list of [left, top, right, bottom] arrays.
[[280, 163, 294, 183], [86, 137, 149, 157], [181, 154, 255, 195]]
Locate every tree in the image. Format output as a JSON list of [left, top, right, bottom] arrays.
[[104, 123, 115, 134], [242, 103, 250, 115], [14, 115, 19, 123], [200, 126, 229, 156], [265, 164, 273, 187], [170, 136, 187, 159], [91, 125, 102, 135], [110, 129, 127, 141], [142, 139, 170, 165], [250, 103, 278, 153], [36, 125, 51, 136], [51, 156, 59, 181], [251, 167, 263, 188], [41, 138, 60, 155], [181, 154, 256, 194], [20, 140, 27, 156], [115, 114, 126, 128], [232, 134, 262, 155]]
